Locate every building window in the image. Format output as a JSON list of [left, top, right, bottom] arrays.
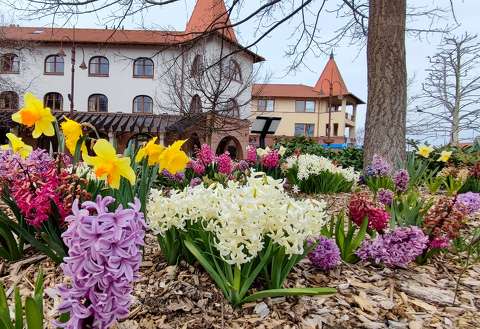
[[189, 95, 202, 114], [89, 56, 109, 76], [0, 53, 20, 73], [133, 95, 153, 113], [133, 58, 154, 78], [88, 94, 108, 112], [44, 92, 63, 111], [191, 55, 203, 77], [227, 59, 242, 82], [0, 91, 19, 109], [224, 98, 239, 117], [44, 55, 64, 75], [294, 123, 315, 137], [333, 123, 339, 136], [257, 99, 274, 112], [295, 100, 315, 113]]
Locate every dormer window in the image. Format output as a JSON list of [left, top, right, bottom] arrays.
[[0, 54, 20, 74]]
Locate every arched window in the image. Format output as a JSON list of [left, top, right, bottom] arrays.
[[133, 95, 153, 113], [44, 92, 63, 111], [44, 55, 64, 74], [190, 55, 203, 77], [227, 60, 242, 82], [89, 56, 109, 76], [0, 91, 19, 110], [224, 98, 240, 117], [189, 95, 202, 114], [0, 53, 20, 73], [88, 94, 108, 112], [133, 58, 154, 78]]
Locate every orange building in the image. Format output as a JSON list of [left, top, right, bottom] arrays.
[[250, 54, 364, 147]]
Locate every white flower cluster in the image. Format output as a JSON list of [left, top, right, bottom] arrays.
[[147, 174, 327, 266], [286, 154, 359, 183]]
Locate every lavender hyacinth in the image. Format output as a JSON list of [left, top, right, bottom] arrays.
[[456, 192, 480, 215], [393, 169, 409, 192], [308, 237, 341, 271], [56, 196, 146, 329], [378, 188, 394, 206], [357, 226, 428, 268], [365, 154, 391, 177]]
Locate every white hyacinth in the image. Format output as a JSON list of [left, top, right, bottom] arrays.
[[147, 173, 327, 267], [286, 154, 360, 183]]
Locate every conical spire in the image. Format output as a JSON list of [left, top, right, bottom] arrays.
[[185, 0, 237, 42], [313, 55, 349, 96]]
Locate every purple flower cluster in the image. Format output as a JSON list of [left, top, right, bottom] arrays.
[[216, 152, 233, 175], [456, 192, 480, 215], [357, 226, 428, 268], [235, 159, 250, 172], [393, 169, 409, 192], [308, 237, 341, 271], [189, 177, 203, 188], [161, 169, 185, 182], [365, 154, 391, 177], [378, 188, 394, 206], [56, 196, 146, 329]]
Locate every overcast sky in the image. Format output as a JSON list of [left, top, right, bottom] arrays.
[[4, 0, 480, 144]]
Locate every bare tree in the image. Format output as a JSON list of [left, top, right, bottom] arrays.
[[408, 33, 480, 145], [2, 0, 458, 166]]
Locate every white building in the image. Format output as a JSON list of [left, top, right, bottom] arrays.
[[0, 0, 263, 156]]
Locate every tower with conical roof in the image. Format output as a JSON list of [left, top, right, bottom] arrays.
[[185, 0, 237, 42], [313, 52, 349, 96]]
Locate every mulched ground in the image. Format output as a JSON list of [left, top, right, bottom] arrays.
[[1, 192, 479, 329]]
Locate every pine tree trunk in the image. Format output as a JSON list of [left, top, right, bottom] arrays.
[[364, 0, 407, 168]]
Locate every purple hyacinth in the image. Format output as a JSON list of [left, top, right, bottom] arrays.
[[378, 188, 394, 206], [190, 177, 203, 187], [357, 226, 428, 268], [308, 237, 341, 271], [365, 154, 391, 177], [393, 169, 409, 192], [456, 192, 480, 215], [55, 196, 146, 329], [236, 160, 250, 172]]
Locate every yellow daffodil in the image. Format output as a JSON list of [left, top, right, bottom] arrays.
[[437, 150, 452, 162], [12, 93, 56, 138], [2, 133, 33, 158], [135, 137, 165, 166], [61, 117, 84, 154], [158, 140, 189, 174], [83, 139, 136, 189], [416, 144, 434, 158]]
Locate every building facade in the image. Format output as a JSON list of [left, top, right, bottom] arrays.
[[250, 54, 364, 147], [0, 0, 261, 157]]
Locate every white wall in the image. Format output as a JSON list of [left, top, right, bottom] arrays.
[[3, 37, 255, 118]]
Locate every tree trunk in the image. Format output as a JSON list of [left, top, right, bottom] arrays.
[[364, 0, 407, 168]]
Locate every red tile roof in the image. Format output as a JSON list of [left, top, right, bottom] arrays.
[[313, 54, 349, 96], [252, 84, 320, 98], [185, 0, 237, 43]]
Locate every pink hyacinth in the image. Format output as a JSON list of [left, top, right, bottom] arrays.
[[197, 144, 215, 165], [261, 149, 280, 169], [55, 196, 146, 329], [246, 145, 257, 163], [429, 236, 450, 249], [189, 160, 206, 176], [217, 152, 233, 175]]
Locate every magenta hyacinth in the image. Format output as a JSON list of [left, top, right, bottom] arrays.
[[189, 160, 206, 176], [308, 237, 341, 271], [197, 144, 215, 165], [261, 149, 280, 169], [394, 169, 409, 192], [217, 152, 233, 175], [378, 188, 394, 206], [55, 196, 146, 329], [246, 145, 257, 163], [429, 236, 450, 249], [357, 226, 429, 267]]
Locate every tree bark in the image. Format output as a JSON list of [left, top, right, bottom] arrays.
[[364, 0, 407, 168]]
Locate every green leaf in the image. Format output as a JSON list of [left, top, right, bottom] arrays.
[[242, 287, 336, 304], [335, 214, 345, 252], [0, 283, 13, 329], [14, 288, 22, 329], [350, 217, 368, 252], [239, 242, 273, 297], [25, 297, 43, 329]]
